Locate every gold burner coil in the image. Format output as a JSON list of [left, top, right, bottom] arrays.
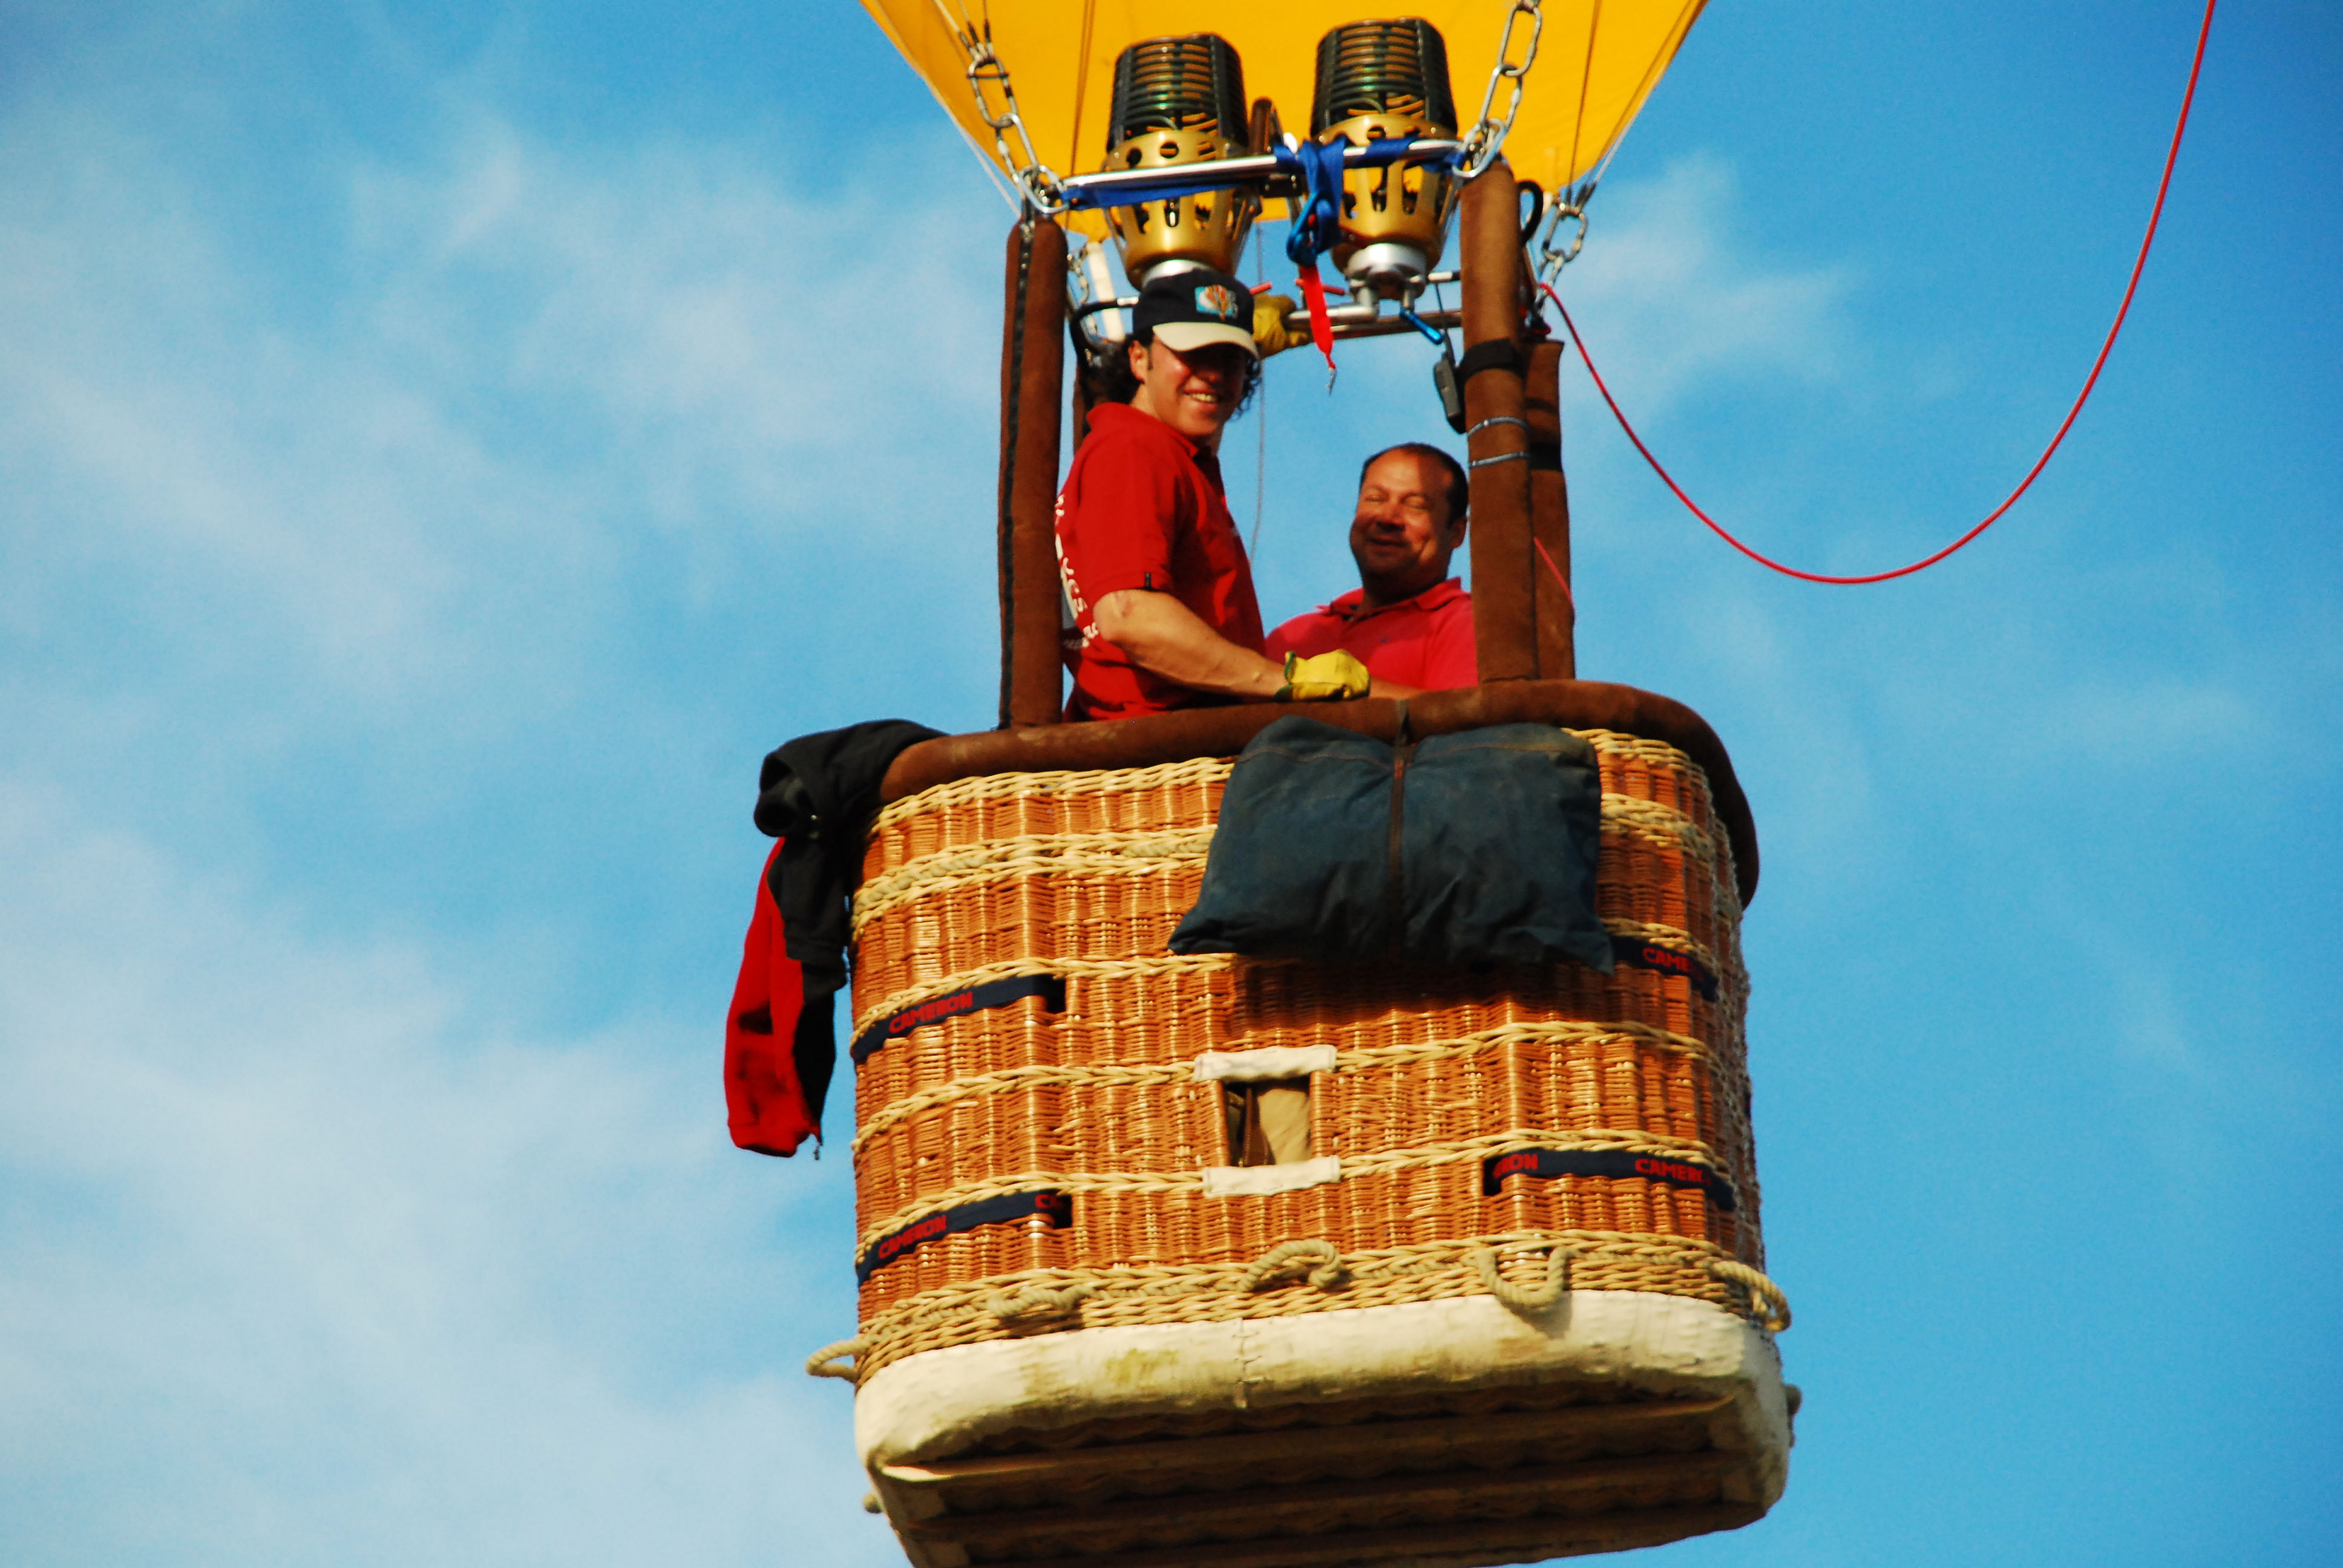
[[1311, 19, 1460, 292], [1102, 34, 1258, 286]]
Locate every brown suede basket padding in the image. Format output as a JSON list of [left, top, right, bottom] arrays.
[[878, 680, 1760, 904]]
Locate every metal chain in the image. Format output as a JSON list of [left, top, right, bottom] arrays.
[[1535, 185, 1591, 279], [962, 24, 1068, 213], [1460, 0, 1544, 178]]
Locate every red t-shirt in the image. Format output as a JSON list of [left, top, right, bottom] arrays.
[[1265, 577, 1478, 690], [1054, 403, 1266, 720]]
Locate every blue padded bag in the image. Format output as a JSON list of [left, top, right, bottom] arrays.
[[1169, 716, 1612, 972], [1168, 718, 1394, 959]]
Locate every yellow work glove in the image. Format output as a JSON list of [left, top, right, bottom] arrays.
[[1275, 650, 1372, 702], [1252, 294, 1302, 358]]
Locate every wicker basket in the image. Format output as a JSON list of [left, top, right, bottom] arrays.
[[831, 725, 1789, 1567]]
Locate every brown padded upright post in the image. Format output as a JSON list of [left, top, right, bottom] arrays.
[[1525, 339, 1575, 678], [998, 217, 1068, 728], [1460, 162, 1535, 682]]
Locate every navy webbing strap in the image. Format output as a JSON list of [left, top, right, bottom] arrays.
[[856, 1189, 1073, 1282], [1483, 1148, 1737, 1211], [849, 973, 1067, 1064], [1455, 339, 1525, 385], [1609, 935, 1719, 999]]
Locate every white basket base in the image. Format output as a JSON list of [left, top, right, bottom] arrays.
[[857, 1290, 1792, 1568]]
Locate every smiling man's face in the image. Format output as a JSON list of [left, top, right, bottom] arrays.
[[1127, 336, 1249, 443], [1349, 448, 1466, 607]]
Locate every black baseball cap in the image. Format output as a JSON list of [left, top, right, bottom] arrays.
[[1132, 267, 1258, 359]]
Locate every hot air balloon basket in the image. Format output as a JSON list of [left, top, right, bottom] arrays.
[[837, 727, 1792, 1566]]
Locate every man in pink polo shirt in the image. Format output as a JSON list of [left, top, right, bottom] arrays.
[[1266, 443, 1479, 691]]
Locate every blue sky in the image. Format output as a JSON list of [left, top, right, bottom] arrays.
[[1, 2, 2336, 1564]]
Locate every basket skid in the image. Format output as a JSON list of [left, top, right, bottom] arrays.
[[859, 1290, 1791, 1568]]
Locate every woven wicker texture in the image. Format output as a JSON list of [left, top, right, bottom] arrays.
[[845, 731, 1763, 1380]]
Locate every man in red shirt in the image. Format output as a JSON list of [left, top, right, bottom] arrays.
[[1057, 268, 1377, 720], [1265, 443, 1480, 691]]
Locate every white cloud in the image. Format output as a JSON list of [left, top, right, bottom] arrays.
[[0, 777, 891, 1566], [0, 80, 938, 1560], [0, 96, 1000, 713], [0, 73, 932, 1537], [349, 111, 1002, 536], [1552, 155, 1853, 414]]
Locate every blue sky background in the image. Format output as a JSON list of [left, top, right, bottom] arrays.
[[2, 2, 2336, 1564]]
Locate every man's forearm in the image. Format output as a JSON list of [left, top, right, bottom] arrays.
[[1093, 590, 1283, 701]]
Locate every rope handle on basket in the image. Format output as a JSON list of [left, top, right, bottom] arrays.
[[983, 1281, 1096, 1323], [961, 1240, 1354, 1336], [1242, 1238, 1351, 1293], [1472, 1242, 1575, 1312], [1707, 1259, 1792, 1331], [807, 1338, 867, 1382]]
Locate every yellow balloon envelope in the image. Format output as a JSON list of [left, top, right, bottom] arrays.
[[860, 1, 1709, 237]]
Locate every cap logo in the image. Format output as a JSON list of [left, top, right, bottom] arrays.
[[1193, 283, 1242, 322]]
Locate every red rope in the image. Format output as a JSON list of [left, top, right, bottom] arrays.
[[1547, 0, 2216, 586], [1535, 537, 1576, 613]]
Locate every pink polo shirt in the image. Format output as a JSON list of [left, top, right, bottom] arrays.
[[1264, 577, 1478, 690]]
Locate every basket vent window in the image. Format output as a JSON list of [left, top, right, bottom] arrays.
[[1225, 1080, 1312, 1166]]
